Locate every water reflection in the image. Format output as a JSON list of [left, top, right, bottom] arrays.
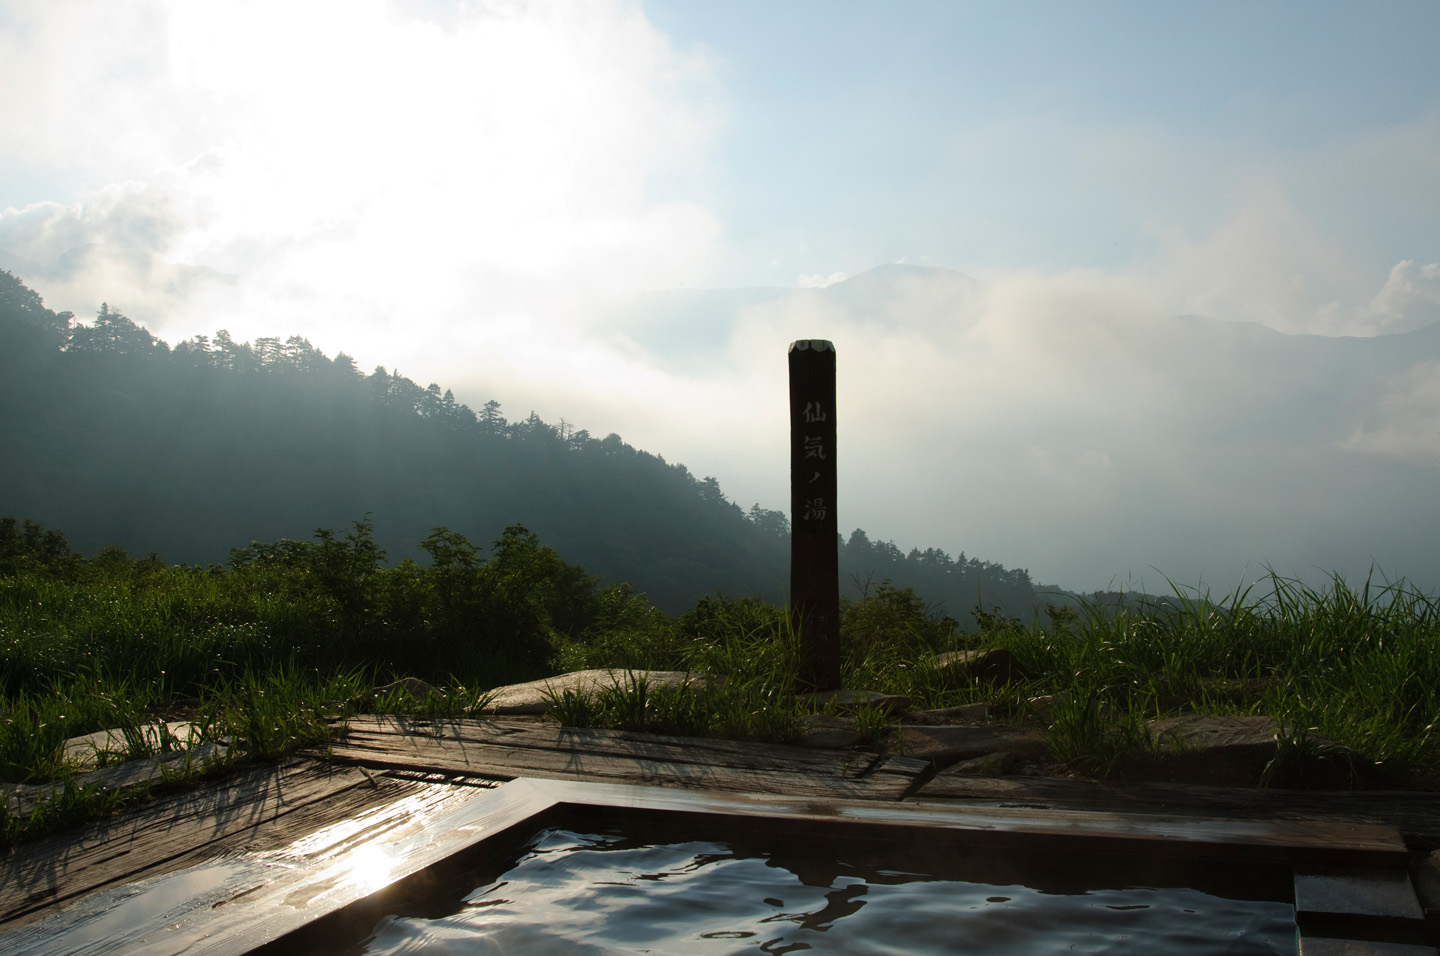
[[267, 823, 1296, 956], [342, 845, 397, 895]]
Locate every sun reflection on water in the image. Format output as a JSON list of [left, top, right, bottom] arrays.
[[342, 844, 397, 894]]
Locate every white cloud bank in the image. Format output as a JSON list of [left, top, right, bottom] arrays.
[[797, 271, 848, 289], [1, 0, 723, 368], [614, 258, 1440, 595], [3, 1, 1438, 595]]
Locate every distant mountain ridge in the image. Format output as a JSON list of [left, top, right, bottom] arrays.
[[598, 261, 1440, 595], [0, 269, 1037, 617]]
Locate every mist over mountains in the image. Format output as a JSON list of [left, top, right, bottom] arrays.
[[587, 263, 1440, 596], [0, 269, 1035, 618], [4, 258, 1437, 606]]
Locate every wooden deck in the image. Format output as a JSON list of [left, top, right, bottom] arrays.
[[331, 715, 1440, 851], [3, 715, 1438, 953]]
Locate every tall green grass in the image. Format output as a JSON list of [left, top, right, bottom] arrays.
[[3, 512, 1438, 848], [548, 598, 809, 741], [554, 574, 1439, 783], [995, 574, 1440, 781]]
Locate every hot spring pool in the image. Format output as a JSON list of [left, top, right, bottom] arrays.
[[278, 820, 1296, 956]]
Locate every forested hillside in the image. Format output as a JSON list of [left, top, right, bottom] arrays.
[[0, 271, 1035, 617]]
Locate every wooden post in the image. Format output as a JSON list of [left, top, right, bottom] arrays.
[[789, 339, 840, 691]]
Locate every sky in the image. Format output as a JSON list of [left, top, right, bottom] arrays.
[[2, 0, 1439, 595]]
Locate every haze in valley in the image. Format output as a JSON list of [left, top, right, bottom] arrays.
[[3, 0, 1438, 595]]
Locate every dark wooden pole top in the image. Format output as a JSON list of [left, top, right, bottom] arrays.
[[789, 339, 835, 353]]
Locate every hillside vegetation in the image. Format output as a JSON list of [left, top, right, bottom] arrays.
[[2, 514, 1436, 846], [0, 270, 1034, 618], [8, 272, 1433, 847]]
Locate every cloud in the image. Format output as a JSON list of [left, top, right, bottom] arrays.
[[798, 271, 848, 289], [0, 173, 234, 321], [3, 0, 723, 358], [1135, 187, 1361, 334], [596, 260, 1440, 594], [1358, 260, 1440, 335], [1342, 360, 1440, 464], [5, 2, 1437, 595], [0, 0, 178, 176], [1090, 184, 1440, 339]]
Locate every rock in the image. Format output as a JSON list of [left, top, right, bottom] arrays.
[[883, 724, 1047, 767], [349, 676, 445, 710], [1412, 850, 1440, 939], [483, 669, 715, 715], [1150, 714, 1280, 754], [797, 689, 912, 715], [935, 648, 1028, 685], [1025, 694, 1061, 722], [1146, 714, 1363, 786], [902, 703, 991, 725], [795, 713, 864, 749], [62, 720, 198, 770]]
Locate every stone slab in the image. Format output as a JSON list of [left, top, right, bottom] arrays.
[[934, 648, 1027, 684], [1148, 714, 1285, 785], [1411, 849, 1440, 919], [1295, 865, 1425, 921], [1299, 938, 1437, 956], [1150, 714, 1280, 753], [483, 669, 713, 714], [61, 721, 197, 769]]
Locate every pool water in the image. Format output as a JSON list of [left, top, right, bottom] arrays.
[[334, 824, 1296, 956]]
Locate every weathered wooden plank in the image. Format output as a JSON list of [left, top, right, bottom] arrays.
[[933, 805, 1404, 867], [326, 739, 915, 800], [867, 755, 931, 779], [858, 755, 931, 798], [339, 729, 873, 784], [337, 724, 815, 777], [3, 775, 1418, 956], [340, 716, 872, 775], [901, 796, 1407, 866], [910, 771, 1440, 848], [513, 778, 1405, 868], [0, 759, 446, 926], [0, 774, 516, 956]]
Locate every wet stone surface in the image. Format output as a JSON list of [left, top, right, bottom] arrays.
[[1298, 938, 1438, 955], [1294, 864, 1425, 921]]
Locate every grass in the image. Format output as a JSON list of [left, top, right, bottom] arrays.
[[0, 778, 132, 845], [545, 603, 810, 742], [3, 515, 1438, 846], [368, 679, 500, 720], [996, 573, 1440, 782], [555, 573, 1440, 786]]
